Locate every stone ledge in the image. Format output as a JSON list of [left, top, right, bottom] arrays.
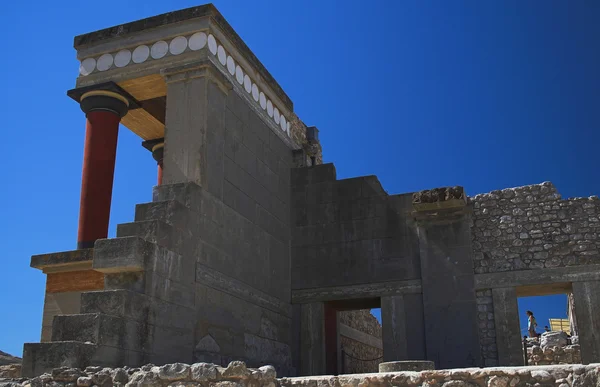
[[474, 264, 600, 290], [30, 249, 94, 273]]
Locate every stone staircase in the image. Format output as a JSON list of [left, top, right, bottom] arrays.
[[22, 184, 199, 377]]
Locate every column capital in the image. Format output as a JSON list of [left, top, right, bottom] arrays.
[[142, 138, 164, 163], [67, 81, 138, 118]]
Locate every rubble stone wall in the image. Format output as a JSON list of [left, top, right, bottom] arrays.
[[470, 182, 600, 274], [528, 344, 582, 366], [338, 310, 383, 374], [3, 362, 600, 387], [475, 290, 499, 366]]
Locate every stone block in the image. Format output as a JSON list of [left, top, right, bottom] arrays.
[[22, 341, 97, 377], [81, 290, 148, 321], [134, 200, 190, 230], [152, 182, 204, 215], [144, 271, 195, 308], [51, 313, 126, 348], [223, 180, 256, 222], [117, 219, 183, 255], [243, 333, 291, 368], [93, 237, 154, 273], [30, 249, 93, 270]]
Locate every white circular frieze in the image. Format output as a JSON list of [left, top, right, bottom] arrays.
[[208, 34, 217, 55], [80, 58, 96, 76], [114, 50, 131, 68], [96, 53, 114, 71], [226, 55, 235, 75], [235, 65, 244, 84], [151, 41, 168, 59], [274, 108, 280, 124], [169, 36, 187, 55], [243, 75, 252, 93], [266, 100, 273, 117], [252, 84, 259, 101], [259, 92, 267, 109], [280, 116, 287, 131], [217, 45, 227, 66], [189, 32, 207, 51], [132, 45, 150, 63]]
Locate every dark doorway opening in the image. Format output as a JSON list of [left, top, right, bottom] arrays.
[[324, 298, 382, 375]]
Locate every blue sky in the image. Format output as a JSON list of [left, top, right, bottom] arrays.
[[1, 1, 598, 357]]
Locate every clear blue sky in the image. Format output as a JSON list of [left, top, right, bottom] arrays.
[[1, 1, 598, 357]]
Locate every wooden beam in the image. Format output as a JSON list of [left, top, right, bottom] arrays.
[[121, 109, 164, 140], [118, 74, 166, 101], [46, 270, 104, 294]]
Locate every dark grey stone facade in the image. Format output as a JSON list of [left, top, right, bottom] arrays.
[[20, 3, 600, 378]]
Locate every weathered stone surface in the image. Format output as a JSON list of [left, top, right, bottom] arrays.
[[221, 361, 250, 379], [190, 363, 218, 382], [0, 364, 21, 379], [379, 361, 434, 372], [541, 331, 568, 348], [156, 363, 190, 381], [12, 362, 600, 387]]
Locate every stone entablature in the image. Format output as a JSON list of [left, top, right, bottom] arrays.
[[470, 182, 600, 273]]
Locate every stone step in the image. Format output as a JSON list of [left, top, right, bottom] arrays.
[[51, 313, 148, 353], [22, 341, 97, 377], [51, 313, 125, 347], [134, 200, 190, 229], [92, 236, 153, 274], [22, 340, 146, 378], [117, 219, 182, 253]]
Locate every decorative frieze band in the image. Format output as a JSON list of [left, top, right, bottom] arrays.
[[78, 32, 291, 136]]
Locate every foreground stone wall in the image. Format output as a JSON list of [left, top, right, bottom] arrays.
[[471, 182, 600, 273], [4, 361, 600, 387], [528, 344, 581, 366]]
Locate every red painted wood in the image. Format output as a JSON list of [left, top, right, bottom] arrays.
[[157, 162, 163, 185], [325, 303, 339, 375], [77, 110, 120, 248]]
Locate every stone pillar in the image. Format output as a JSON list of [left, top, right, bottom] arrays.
[[142, 138, 164, 185], [76, 90, 129, 249], [572, 281, 600, 364], [492, 287, 523, 366], [299, 302, 325, 376], [412, 187, 481, 369], [382, 294, 426, 362], [161, 59, 231, 193]]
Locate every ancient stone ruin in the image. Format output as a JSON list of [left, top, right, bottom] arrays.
[[19, 3, 600, 381]]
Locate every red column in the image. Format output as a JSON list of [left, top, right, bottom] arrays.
[[153, 143, 164, 186], [157, 163, 163, 186], [324, 303, 339, 375], [77, 91, 129, 249]]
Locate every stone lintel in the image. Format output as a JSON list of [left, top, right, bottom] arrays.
[[161, 59, 232, 94], [474, 264, 600, 290], [291, 279, 422, 304], [31, 249, 94, 273]]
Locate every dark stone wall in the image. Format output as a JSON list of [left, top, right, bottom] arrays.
[[156, 71, 294, 374], [291, 164, 421, 290]]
